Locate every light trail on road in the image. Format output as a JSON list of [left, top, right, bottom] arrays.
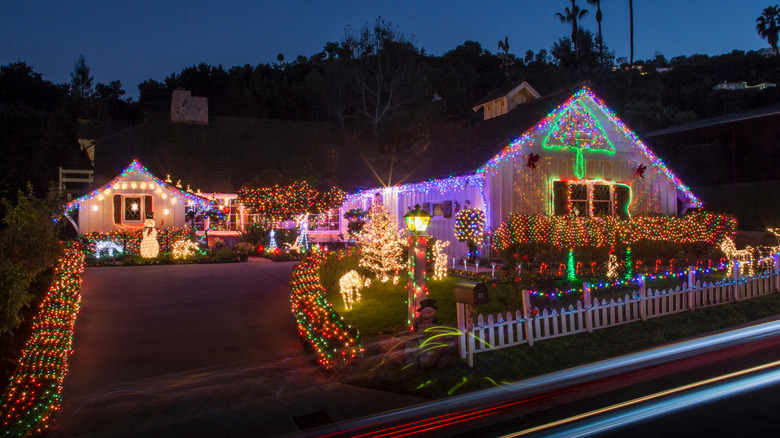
[[501, 360, 780, 438]]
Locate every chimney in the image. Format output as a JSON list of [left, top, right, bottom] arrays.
[[170, 89, 208, 124]]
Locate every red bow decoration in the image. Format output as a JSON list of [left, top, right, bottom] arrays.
[[527, 153, 540, 169], [635, 164, 647, 178]]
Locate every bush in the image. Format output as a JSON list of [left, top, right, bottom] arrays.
[[0, 260, 30, 335], [234, 242, 255, 254], [319, 250, 364, 291], [212, 248, 238, 262], [239, 223, 266, 245]]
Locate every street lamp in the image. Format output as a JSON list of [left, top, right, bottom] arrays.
[[403, 204, 431, 235], [404, 204, 432, 330]]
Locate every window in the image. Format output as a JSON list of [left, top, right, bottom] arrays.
[[309, 210, 340, 232], [113, 194, 153, 225], [422, 200, 452, 219], [553, 180, 631, 218]]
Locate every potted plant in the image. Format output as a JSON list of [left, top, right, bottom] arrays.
[[234, 242, 255, 262]]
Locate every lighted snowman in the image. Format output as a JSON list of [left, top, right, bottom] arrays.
[[140, 213, 160, 258]]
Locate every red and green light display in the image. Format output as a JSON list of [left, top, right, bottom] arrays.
[[0, 245, 85, 436], [494, 212, 737, 250], [289, 247, 363, 369], [74, 226, 199, 258], [238, 181, 345, 221]]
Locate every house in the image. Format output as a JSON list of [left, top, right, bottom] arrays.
[[471, 80, 540, 120], [343, 84, 702, 259], [63, 159, 213, 234]]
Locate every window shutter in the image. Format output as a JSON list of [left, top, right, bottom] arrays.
[[443, 201, 452, 218], [422, 202, 431, 214], [553, 181, 568, 215], [615, 185, 631, 219], [144, 195, 153, 219], [113, 195, 122, 225]]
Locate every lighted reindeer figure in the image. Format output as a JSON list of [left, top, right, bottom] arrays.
[[719, 237, 755, 277], [339, 270, 370, 310], [284, 212, 309, 254]]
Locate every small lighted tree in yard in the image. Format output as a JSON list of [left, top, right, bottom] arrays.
[[454, 206, 485, 261], [355, 203, 404, 283]]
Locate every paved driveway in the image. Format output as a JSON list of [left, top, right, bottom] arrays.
[[51, 259, 424, 437]]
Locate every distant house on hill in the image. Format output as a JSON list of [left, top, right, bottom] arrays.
[[643, 104, 780, 230], [471, 80, 540, 120], [712, 81, 776, 91]]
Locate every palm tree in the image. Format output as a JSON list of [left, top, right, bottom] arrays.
[[629, 0, 634, 67], [756, 5, 780, 56], [556, 0, 589, 72], [587, 0, 604, 70]]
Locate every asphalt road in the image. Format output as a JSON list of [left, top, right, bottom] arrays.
[[50, 259, 425, 437]]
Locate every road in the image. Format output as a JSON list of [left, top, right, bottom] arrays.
[[50, 259, 425, 437]]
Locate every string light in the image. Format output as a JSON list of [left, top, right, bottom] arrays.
[[432, 240, 450, 280], [355, 203, 404, 283], [0, 246, 85, 436], [289, 247, 363, 369], [339, 270, 367, 311], [64, 159, 213, 212], [494, 212, 737, 250], [454, 207, 486, 259], [237, 181, 345, 222]]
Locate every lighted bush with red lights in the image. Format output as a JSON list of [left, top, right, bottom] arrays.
[[289, 247, 363, 369], [0, 245, 85, 435]]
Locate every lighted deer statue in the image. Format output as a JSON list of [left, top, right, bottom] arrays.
[[719, 237, 755, 277]]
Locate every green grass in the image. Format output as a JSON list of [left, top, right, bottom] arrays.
[[336, 292, 780, 399]]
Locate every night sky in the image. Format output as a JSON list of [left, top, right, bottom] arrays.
[[0, 1, 772, 98]]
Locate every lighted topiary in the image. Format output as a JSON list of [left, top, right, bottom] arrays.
[[454, 207, 485, 261]]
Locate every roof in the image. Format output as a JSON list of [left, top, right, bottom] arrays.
[[65, 159, 213, 211], [472, 79, 540, 110], [93, 113, 343, 193], [346, 84, 580, 189], [642, 103, 780, 138]]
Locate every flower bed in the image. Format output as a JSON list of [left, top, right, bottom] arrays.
[[0, 245, 85, 436], [290, 247, 363, 369]]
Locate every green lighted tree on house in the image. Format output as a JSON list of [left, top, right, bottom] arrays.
[[355, 202, 404, 283], [454, 204, 485, 262]]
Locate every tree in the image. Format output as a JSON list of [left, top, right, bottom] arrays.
[[454, 207, 485, 261], [355, 202, 404, 283], [342, 17, 419, 136], [586, 0, 605, 72], [69, 54, 93, 100], [756, 5, 780, 56], [556, 0, 589, 74]]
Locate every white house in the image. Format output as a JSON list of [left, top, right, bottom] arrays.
[[342, 85, 702, 259], [64, 159, 213, 234]]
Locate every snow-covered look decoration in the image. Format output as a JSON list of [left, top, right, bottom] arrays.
[[339, 270, 370, 310], [355, 203, 404, 283], [140, 218, 160, 258], [94, 240, 123, 258]]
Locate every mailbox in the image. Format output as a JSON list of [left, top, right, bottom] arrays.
[[454, 281, 489, 305]]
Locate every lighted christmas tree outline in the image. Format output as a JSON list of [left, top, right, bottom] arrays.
[[542, 99, 615, 179], [355, 203, 404, 283]]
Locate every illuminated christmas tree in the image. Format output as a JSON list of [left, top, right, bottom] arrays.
[[356, 203, 404, 283], [454, 207, 485, 261]]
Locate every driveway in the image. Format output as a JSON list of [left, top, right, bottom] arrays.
[[51, 259, 424, 437]]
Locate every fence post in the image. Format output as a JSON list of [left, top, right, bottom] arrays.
[[521, 289, 534, 347], [639, 275, 647, 321], [687, 266, 696, 311], [733, 261, 741, 302], [583, 283, 593, 333], [774, 253, 780, 292], [456, 302, 467, 359]]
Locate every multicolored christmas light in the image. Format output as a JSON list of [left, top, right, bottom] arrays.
[[454, 208, 486, 259], [0, 245, 85, 436], [289, 247, 363, 369], [494, 212, 737, 250], [73, 226, 200, 259], [479, 86, 703, 208], [237, 180, 345, 222], [63, 159, 213, 212]]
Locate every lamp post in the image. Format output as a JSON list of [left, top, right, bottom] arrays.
[[403, 204, 432, 330]]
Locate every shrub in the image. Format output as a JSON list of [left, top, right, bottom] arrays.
[[212, 247, 238, 261], [0, 260, 30, 335], [239, 223, 266, 245], [234, 242, 255, 254]]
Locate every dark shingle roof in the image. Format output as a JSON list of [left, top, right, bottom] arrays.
[[642, 103, 780, 138], [472, 79, 530, 108], [94, 114, 343, 193]]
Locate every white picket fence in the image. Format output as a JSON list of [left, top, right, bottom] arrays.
[[458, 256, 780, 366]]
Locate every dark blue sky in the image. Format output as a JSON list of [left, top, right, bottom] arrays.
[[1, 1, 772, 98]]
